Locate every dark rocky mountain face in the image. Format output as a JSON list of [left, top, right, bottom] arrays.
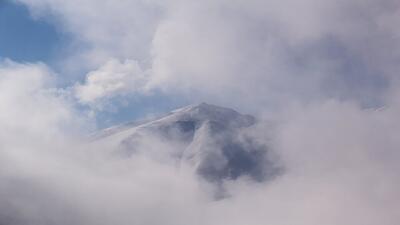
[[94, 103, 282, 186]]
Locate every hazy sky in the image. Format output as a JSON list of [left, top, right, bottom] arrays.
[[0, 0, 400, 224]]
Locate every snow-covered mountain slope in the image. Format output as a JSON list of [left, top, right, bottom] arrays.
[[92, 103, 281, 183]]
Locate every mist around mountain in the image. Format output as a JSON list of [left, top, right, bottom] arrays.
[[90, 103, 282, 196], [1, 95, 400, 225]]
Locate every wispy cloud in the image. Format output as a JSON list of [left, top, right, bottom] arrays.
[[74, 58, 148, 107]]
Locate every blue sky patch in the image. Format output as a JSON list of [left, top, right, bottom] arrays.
[[0, 0, 62, 63]]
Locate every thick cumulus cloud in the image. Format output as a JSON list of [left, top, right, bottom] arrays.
[[150, 0, 400, 110], [2, 0, 400, 224], [16, 0, 400, 110]]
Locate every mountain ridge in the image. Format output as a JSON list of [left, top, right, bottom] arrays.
[[92, 103, 281, 186]]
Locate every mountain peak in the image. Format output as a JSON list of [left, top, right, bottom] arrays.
[[173, 102, 232, 113], [92, 103, 280, 189], [168, 102, 255, 128]]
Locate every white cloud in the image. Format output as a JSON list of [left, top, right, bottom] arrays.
[[74, 58, 148, 106], [0, 59, 81, 137], [149, 0, 400, 110], [16, 0, 162, 73], [17, 0, 400, 111]]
